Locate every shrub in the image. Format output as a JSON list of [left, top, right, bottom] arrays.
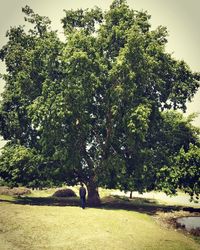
[[52, 188, 77, 197]]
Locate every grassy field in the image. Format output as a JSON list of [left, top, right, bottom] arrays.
[[0, 188, 199, 250]]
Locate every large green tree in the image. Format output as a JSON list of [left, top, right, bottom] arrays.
[[0, 1, 199, 205]]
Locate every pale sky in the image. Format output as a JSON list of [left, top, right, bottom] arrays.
[[0, 0, 200, 148]]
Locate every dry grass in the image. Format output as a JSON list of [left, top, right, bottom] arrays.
[[0, 186, 31, 196]]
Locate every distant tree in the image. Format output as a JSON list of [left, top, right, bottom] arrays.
[[102, 111, 200, 197], [141, 111, 200, 199], [0, 1, 199, 205], [0, 144, 45, 188], [157, 143, 200, 201]]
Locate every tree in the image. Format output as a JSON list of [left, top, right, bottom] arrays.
[[101, 111, 200, 197], [0, 1, 199, 205], [176, 144, 200, 201], [157, 143, 200, 202], [142, 111, 200, 197]]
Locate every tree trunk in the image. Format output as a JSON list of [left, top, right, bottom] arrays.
[[130, 191, 133, 199], [86, 181, 101, 207], [81, 150, 101, 207]]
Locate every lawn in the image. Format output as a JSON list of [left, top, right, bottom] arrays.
[[0, 188, 199, 250]]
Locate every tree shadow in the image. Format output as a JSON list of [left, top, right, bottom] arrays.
[[101, 195, 200, 215], [0, 196, 80, 207], [0, 194, 199, 215]]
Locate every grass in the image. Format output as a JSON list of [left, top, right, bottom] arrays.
[[0, 188, 199, 250]]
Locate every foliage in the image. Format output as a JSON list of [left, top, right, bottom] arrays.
[[148, 112, 200, 196], [0, 1, 199, 203], [177, 144, 200, 200], [0, 144, 48, 188], [157, 144, 200, 201]]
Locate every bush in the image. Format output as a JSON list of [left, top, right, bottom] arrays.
[[52, 188, 77, 197], [0, 186, 31, 196]]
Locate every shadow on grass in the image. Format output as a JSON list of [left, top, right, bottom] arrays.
[[0, 194, 199, 215], [0, 196, 80, 207], [101, 195, 200, 215]]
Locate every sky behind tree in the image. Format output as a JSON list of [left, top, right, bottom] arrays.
[[0, 0, 199, 147]]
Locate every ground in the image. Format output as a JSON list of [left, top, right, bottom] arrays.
[[0, 187, 199, 250]]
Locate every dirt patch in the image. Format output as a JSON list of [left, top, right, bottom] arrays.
[[153, 210, 200, 237]]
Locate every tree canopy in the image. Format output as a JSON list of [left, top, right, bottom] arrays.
[[0, 0, 199, 205]]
